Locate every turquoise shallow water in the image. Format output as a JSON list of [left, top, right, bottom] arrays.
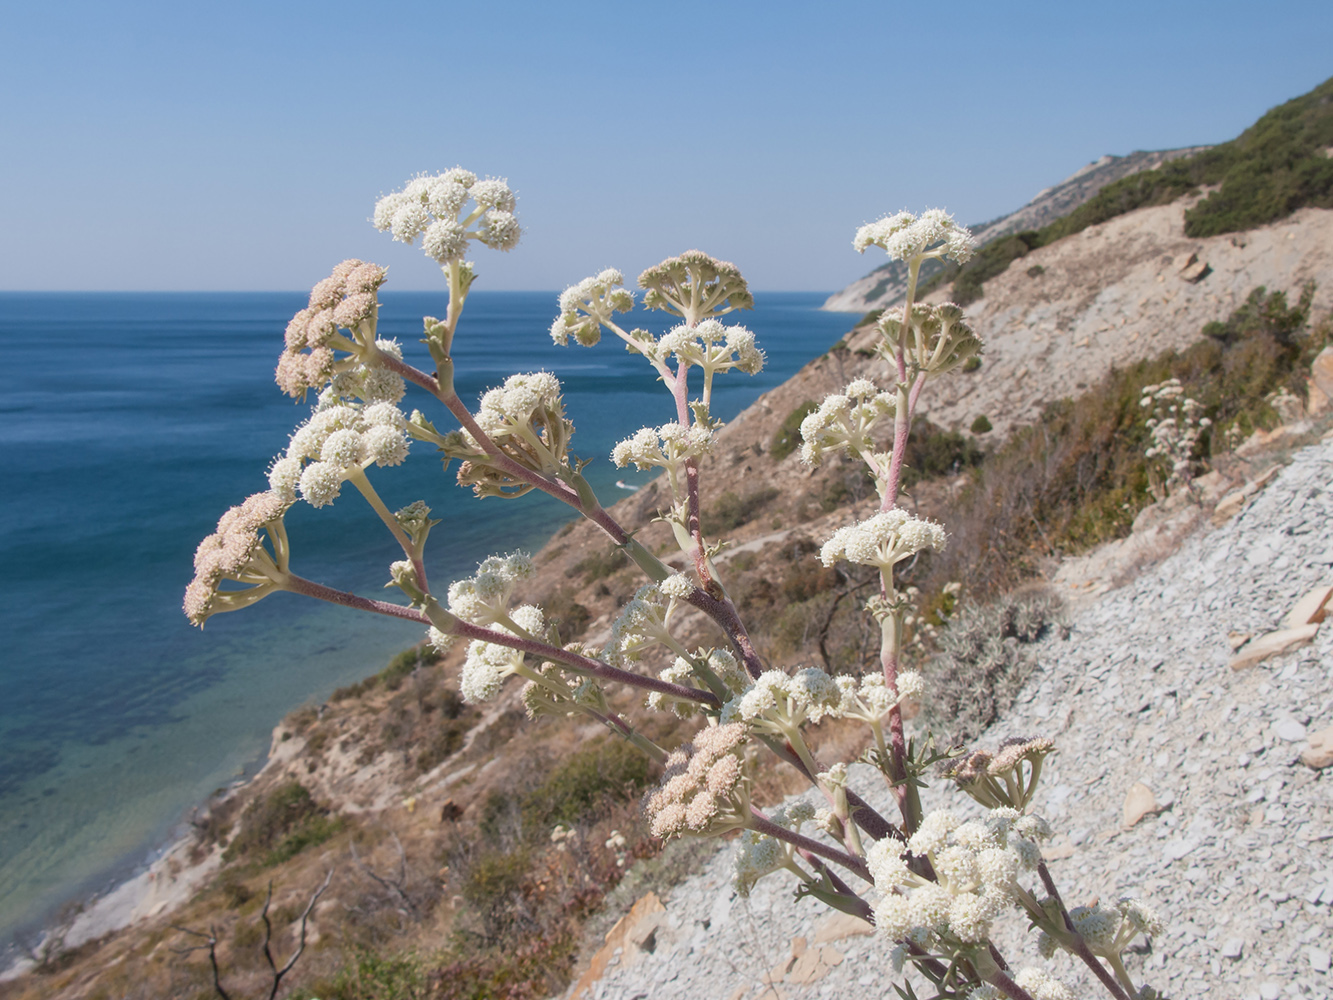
[[0, 289, 852, 949]]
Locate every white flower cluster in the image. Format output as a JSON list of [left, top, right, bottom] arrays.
[[877, 302, 983, 377], [459, 604, 545, 704], [819, 510, 947, 570], [611, 422, 714, 497], [799, 378, 895, 466], [969, 969, 1078, 1000], [268, 398, 411, 508], [647, 647, 749, 717], [443, 372, 574, 491], [643, 318, 765, 376], [473, 371, 568, 444], [1038, 896, 1163, 961], [373, 168, 520, 263], [604, 577, 691, 665], [550, 269, 636, 347], [184, 491, 290, 626], [722, 667, 844, 734], [871, 807, 1048, 949], [731, 801, 816, 897], [277, 259, 397, 399], [642, 723, 750, 839], [446, 551, 535, 626], [1140, 378, 1210, 496], [853, 209, 975, 265]]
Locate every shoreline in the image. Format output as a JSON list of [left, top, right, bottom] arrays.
[[0, 742, 281, 982]]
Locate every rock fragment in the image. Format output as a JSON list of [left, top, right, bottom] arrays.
[[1228, 624, 1320, 670]]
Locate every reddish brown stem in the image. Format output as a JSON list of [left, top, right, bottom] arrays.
[[1037, 862, 1132, 1000], [749, 808, 871, 883]]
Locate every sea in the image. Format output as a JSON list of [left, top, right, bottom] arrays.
[[0, 289, 852, 951]]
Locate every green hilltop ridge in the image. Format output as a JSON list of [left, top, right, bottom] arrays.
[[837, 74, 1333, 313]]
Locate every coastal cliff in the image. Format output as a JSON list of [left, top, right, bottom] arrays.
[[5, 171, 1333, 1000]]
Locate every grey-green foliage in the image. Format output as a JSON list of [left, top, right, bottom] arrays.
[[922, 592, 1067, 745]]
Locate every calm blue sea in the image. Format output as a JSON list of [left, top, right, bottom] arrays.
[[0, 289, 851, 947]]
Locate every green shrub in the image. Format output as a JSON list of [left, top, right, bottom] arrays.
[[222, 780, 341, 866], [293, 949, 429, 1000], [567, 545, 627, 581], [970, 415, 992, 434], [919, 76, 1333, 303], [1026, 264, 1045, 277], [770, 400, 818, 461], [901, 420, 985, 486], [702, 486, 780, 535], [911, 283, 1317, 601], [521, 738, 652, 832], [543, 586, 592, 640], [922, 594, 1066, 744]]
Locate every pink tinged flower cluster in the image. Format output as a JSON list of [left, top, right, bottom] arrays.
[[277, 260, 389, 399], [642, 723, 750, 839], [372, 169, 520, 264], [184, 491, 290, 626]]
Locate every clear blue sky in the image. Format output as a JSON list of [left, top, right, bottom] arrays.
[[2, 1, 1330, 293]]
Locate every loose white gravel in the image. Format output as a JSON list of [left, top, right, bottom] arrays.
[[575, 434, 1333, 1000]]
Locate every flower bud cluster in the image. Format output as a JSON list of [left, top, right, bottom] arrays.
[[611, 422, 714, 497], [871, 807, 1045, 949], [722, 667, 844, 734], [947, 737, 1057, 811], [877, 303, 983, 377], [184, 491, 291, 626], [819, 510, 947, 571], [1038, 896, 1163, 962], [268, 399, 411, 508], [647, 647, 749, 717], [550, 269, 635, 347], [642, 723, 750, 839], [638, 250, 754, 322], [643, 318, 765, 376], [277, 260, 400, 400], [519, 643, 605, 720], [459, 604, 545, 704], [604, 576, 692, 666], [731, 801, 817, 897], [373, 169, 520, 263], [443, 372, 574, 496], [853, 209, 975, 265], [799, 378, 895, 466], [446, 551, 535, 626], [1140, 378, 1210, 496]]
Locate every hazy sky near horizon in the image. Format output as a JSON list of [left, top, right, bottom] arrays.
[[3, 1, 1331, 293]]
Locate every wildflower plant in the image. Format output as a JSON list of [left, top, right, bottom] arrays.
[[186, 177, 1164, 999], [1140, 377, 1211, 500]]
